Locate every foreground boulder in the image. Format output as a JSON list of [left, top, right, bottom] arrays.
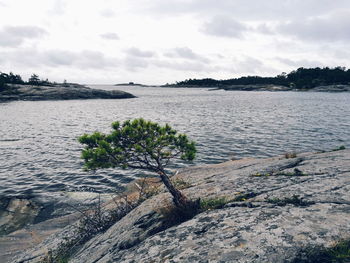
[[9, 149, 350, 262], [0, 84, 135, 102]]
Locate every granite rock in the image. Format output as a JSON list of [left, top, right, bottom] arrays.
[[0, 84, 135, 102], [10, 149, 350, 262]]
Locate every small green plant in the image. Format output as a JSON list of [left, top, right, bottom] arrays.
[[157, 196, 232, 235], [267, 195, 311, 207], [278, 168, 307, 177], [252, 172, 272, 177], [252, 168, 307, 177], [293, 239, 350, 262], [324, 239, 350, 262], [157, 198, 201, 231], [43, 248, 70, 263], [40, 193, 141, 263], [171, 178, 193, 190], [200, 197, 230, 210], [133, 177, 162, 200], [332, 145, 346, 151], [233, 192, 257, 201]]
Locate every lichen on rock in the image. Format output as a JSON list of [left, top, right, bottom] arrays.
[[7, 149, 350, 263]]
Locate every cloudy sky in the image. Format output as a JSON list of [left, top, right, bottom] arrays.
[[0, 0, 350, 84]]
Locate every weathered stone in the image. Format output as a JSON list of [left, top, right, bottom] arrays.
[[310, 85, 350, 92], [221, 84, 350, 92], [9, 149, 350, 262], [0, 198, 40, 236], [0, 84, 135, 102]]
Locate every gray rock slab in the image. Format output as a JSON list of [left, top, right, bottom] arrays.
[[0, 84, 135, 102], [11, 149, 350, 262]]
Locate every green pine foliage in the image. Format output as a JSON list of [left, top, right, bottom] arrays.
[[79, 118, 196, 172], [79, 119, 196, 207]]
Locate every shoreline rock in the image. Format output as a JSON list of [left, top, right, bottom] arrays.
[[167, 84, 350, 92], [6, 149, 350, 262], [221, 84, 350, 92], [221, 84, 292, 91], [0, 84, 136, 102]]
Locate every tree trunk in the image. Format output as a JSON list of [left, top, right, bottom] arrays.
[[157, 170, 187, 207]]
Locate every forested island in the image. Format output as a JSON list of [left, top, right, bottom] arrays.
[[0, 72, 67, 90], [170, 67, 350, 91], [114, 82, 148, 87], [0, 72, 135, 102], [3, 67, 350, 94]]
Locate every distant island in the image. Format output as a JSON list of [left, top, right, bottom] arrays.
[[0, 72, 135, 102], [114, 82, 148, 87], [167, 67, 350, 92]]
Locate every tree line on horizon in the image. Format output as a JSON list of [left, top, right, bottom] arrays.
[[0, 71, 68, 91], [2, 67, 350, 91], [173, 67, 350, 89]]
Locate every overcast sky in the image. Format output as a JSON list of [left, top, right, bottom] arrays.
[[1, 0, 350, 84]]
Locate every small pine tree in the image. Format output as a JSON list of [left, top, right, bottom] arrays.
[[28, 74, 40, 85], [79, 118, 196, 207]]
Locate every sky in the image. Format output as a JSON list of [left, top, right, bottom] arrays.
[[0, 0, 350, 85]]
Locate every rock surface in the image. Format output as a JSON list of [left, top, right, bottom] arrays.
[[220, 84, 350, 92], [0, 198, 41, 236], [308, 84, 350, 92], [0, 84, 135, 102], [0, 192, 117, 262], [9, 149, 350, 262], [222, 84, 292, 91]]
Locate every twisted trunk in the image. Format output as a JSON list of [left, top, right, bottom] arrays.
[[157, 170, 187, 207]]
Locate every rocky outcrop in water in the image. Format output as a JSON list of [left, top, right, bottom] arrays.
[[7, 149, 350, 262], [0, 84, 135, 102], [221, 84, 350, 92], [222, 84, 292, 91], [307, 85, 350, 92]]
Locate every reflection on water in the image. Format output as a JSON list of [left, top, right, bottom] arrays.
[[0, 85, 349, 196]]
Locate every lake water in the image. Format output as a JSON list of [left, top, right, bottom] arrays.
[[0, 86, 349, 197]]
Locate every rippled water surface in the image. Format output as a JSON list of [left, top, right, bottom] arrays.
[[1, 86, 349, 196]]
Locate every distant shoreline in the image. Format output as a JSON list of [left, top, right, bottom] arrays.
[[114, 82, 148, 87], [0, 84, 136, 102], [162, 84, 350, 92]]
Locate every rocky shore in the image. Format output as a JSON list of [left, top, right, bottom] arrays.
[[0, 84, 135, 102], [166, 84, 350, 92], [2, 149, 350, 262], [221, 84, 291, 91], [222, 84, 350, 92]]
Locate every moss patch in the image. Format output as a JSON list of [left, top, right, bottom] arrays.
[[267, 195, 313, 207], [293, 239, 350, 262], [200, 197, 230, 210]]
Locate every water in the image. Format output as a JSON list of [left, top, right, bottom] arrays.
[[0, 86, 349, 197]]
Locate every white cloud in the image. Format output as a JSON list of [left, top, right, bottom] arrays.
[[125, 47, 155, 58], [49, 0, 66, 15], [100, 32, 119, 40], [164, 47, 209, 62], [153, 60, 210, 72], [275, 57, 324, 68], [277, 10, 350, 42], [0, 48, 119, 69], [124, 56, 149, 71], [201, 16, 247, 38], [140, 0, 350, 20], [223, 56, 277, 76], [0, 0, 349, 84], [0, 25, 47, 47], [100, 9, 115, 18]]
